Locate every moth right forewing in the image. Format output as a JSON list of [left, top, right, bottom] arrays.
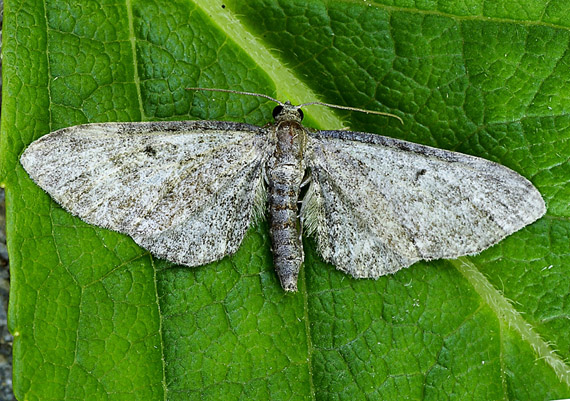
[[21, 121, 273, 266]]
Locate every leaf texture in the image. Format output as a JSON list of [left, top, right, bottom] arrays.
[[1, 0, 569, 399]]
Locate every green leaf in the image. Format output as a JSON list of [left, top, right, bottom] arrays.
[[2, 0, 569, 399]]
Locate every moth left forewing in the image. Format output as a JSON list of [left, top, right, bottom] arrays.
[[21, 121, 273, 267], [302, 129, 546, 279]]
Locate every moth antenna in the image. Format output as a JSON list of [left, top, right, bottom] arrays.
[[187, 87, 403, 124], [298, 100, 404, 124], [186, 87, 284, 106]]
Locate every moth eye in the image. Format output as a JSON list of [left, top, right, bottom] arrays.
[[297, 108, 304, 121], [272, 105, 284, 118]]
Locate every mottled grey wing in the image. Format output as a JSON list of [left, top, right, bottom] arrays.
[[21, 121, 272, 266], [302, 130, 546, 279]]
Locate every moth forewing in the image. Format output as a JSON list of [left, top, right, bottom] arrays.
[[302, 129, 546, 279]]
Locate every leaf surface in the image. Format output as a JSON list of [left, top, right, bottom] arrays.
[[1, 0, 569, 399]]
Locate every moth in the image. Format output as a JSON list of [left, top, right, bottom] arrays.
[[21, 89, 546, 292]]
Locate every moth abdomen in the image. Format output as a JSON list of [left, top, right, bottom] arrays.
[[268, 183, 303, 292]]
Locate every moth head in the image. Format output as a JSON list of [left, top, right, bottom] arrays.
[[272, 101, 304, 123]]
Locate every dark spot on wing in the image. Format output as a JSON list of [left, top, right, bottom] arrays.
[[144, 145, 157, 157], [415, 169, 427, 180]]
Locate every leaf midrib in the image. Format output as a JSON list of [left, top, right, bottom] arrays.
[[194, 0, 345, 129]]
